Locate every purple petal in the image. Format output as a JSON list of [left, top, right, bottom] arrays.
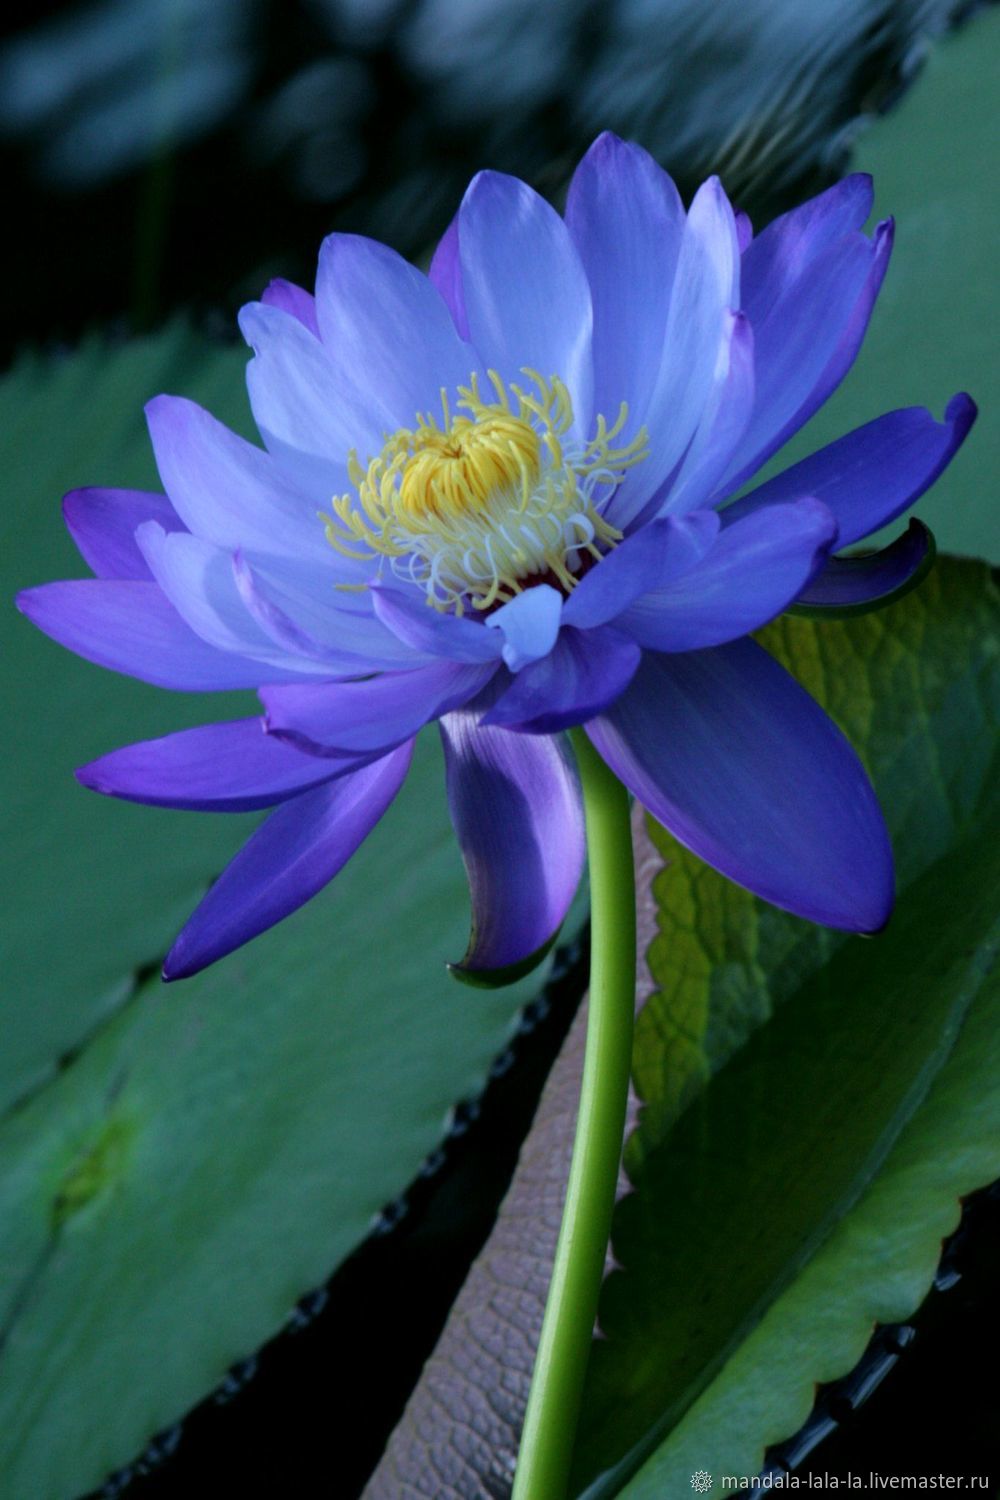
[[482, 626, 641, 733], [164, 743, 413, 979], [62, 488, 185, 580], [587, 640, 893, 931], [724, 394, 977, 548], [261, 660, 495, 756], [261, 277, 320, 337], [455, 170, 593, 432], [16, 580, 279, 691], [561, 512, 719, 630], [486, 584, 563, 671], [370, 585, 503, 663], [741, 175, 874, 325], [77, 718, 347, 811], [735, 210, 753, 253], [145, 395, 328, 558], [722, 218, 893, 493], [428, 214, 469, 339], [439, 714, 584, 979], [618, 499, 837, 651], [796, 519, 934, 612], [315, 232, 482, 431], [565, 132, 684, 427]]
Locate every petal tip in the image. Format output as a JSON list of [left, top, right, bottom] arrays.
[[447, 930, 559, 990]]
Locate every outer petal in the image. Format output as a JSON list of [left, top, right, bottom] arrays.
[[481, 626, 641, 733], [610, 176, 741, 528], [740, 175, 874, 325], [371, 585, 503, 663], [455, 170, 594, 432], [62, 488, 184, 579], [16, 580, 280, 691], [617, 499, 837, 651], [261, 660, 495, 756], [724, 395, 977, 547], [587, 641, 894, 931], [564, 132, 684, 427], [561, 512, 719, 630], [486, 584, 562, 671], [315, 233, 482, 429], [164, 743, 414, 979], [261, 277, 320, 336], [795, 519, 935, 614], [145, 395, 329, 558], [428, 214, 469, 339], [721, 219, 894, 493], [439, 714, 585, 980], [77, 718, 347, 811]]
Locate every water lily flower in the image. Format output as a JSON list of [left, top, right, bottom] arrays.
[[18, 133, 974, 982]]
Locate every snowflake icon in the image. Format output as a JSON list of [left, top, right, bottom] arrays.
[[691, 1472, 713, 1493]]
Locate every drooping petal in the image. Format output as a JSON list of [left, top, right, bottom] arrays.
[[428, 213, 469, 339], [371, 585, 504, 663], [721, 219, 894, 492], [561, 512, 719, 630], [62, 488, 185, 580], [617, 499, 837, 651], [439, 714, 584, 981], [586, 640, 894, 932], [455, 170, 593, 432], [163, 743, 414, 979], [564, 131, 684, 426], [610, 175, 741, 528], [16, 581, 278, 691], [482, 626, 641, 733], [794, 519, 935, 614], [261, 277, 320, 336], [486, 584, 563, 671], [77, 718, 347, 811], [145, 395, 328, 557], [261, 660, 495, 756], [723, 394, 976, 547], [740, 175, 874, 325], [315, 233, 482, 429]]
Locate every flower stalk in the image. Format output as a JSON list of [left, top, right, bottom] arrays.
[[512, 729, 637, 1500]]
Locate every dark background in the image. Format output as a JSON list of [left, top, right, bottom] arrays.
[[2, 1, 996, 1494]]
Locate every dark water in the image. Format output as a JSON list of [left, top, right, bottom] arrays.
[[2, 1, 996, 1496]]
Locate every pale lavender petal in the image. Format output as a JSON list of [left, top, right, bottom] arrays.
[[16, 581, 280, 691], [261, 660, 495, 755], [439, 714, 584, 978], [722, 219, 894, 493], [428, 213, 469, 339], [618, 499, 837, 651], [261, 277, 320, 336], [482, 626, 640, 733], [456, 170, 593, 433], [735, 210, 753, 252], [77, 718, 347, 811], [724, 394, 976, 547], [741, 175, 874, 325], [565, 132, 684, 425], [164, 743, 414, 979], [62, 488, 185, 580], [587, 640, 893, 931], [315, 233, 482, 430], [561, 512, 719, 630], [486, 584, 563, 671], [370, 585, 503, 663], [797, 519, 934, 611]]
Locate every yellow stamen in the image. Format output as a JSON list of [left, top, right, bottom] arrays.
[[323, 368, 648, 614]]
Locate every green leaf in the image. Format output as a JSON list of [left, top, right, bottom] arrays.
[[0, 329, 545, 1499], [566, 556, 998, 1496], [756, 10, 1000, 563]]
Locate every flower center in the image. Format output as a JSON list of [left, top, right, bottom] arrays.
[[323, 368, 648, 615]]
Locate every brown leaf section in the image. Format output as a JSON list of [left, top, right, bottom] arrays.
[[363, 805, 663, 1500]]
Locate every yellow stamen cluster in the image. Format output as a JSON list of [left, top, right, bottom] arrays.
[[323, 368, 648, 614]]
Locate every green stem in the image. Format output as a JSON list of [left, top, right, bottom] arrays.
[[512, 729, 637, 1500]]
